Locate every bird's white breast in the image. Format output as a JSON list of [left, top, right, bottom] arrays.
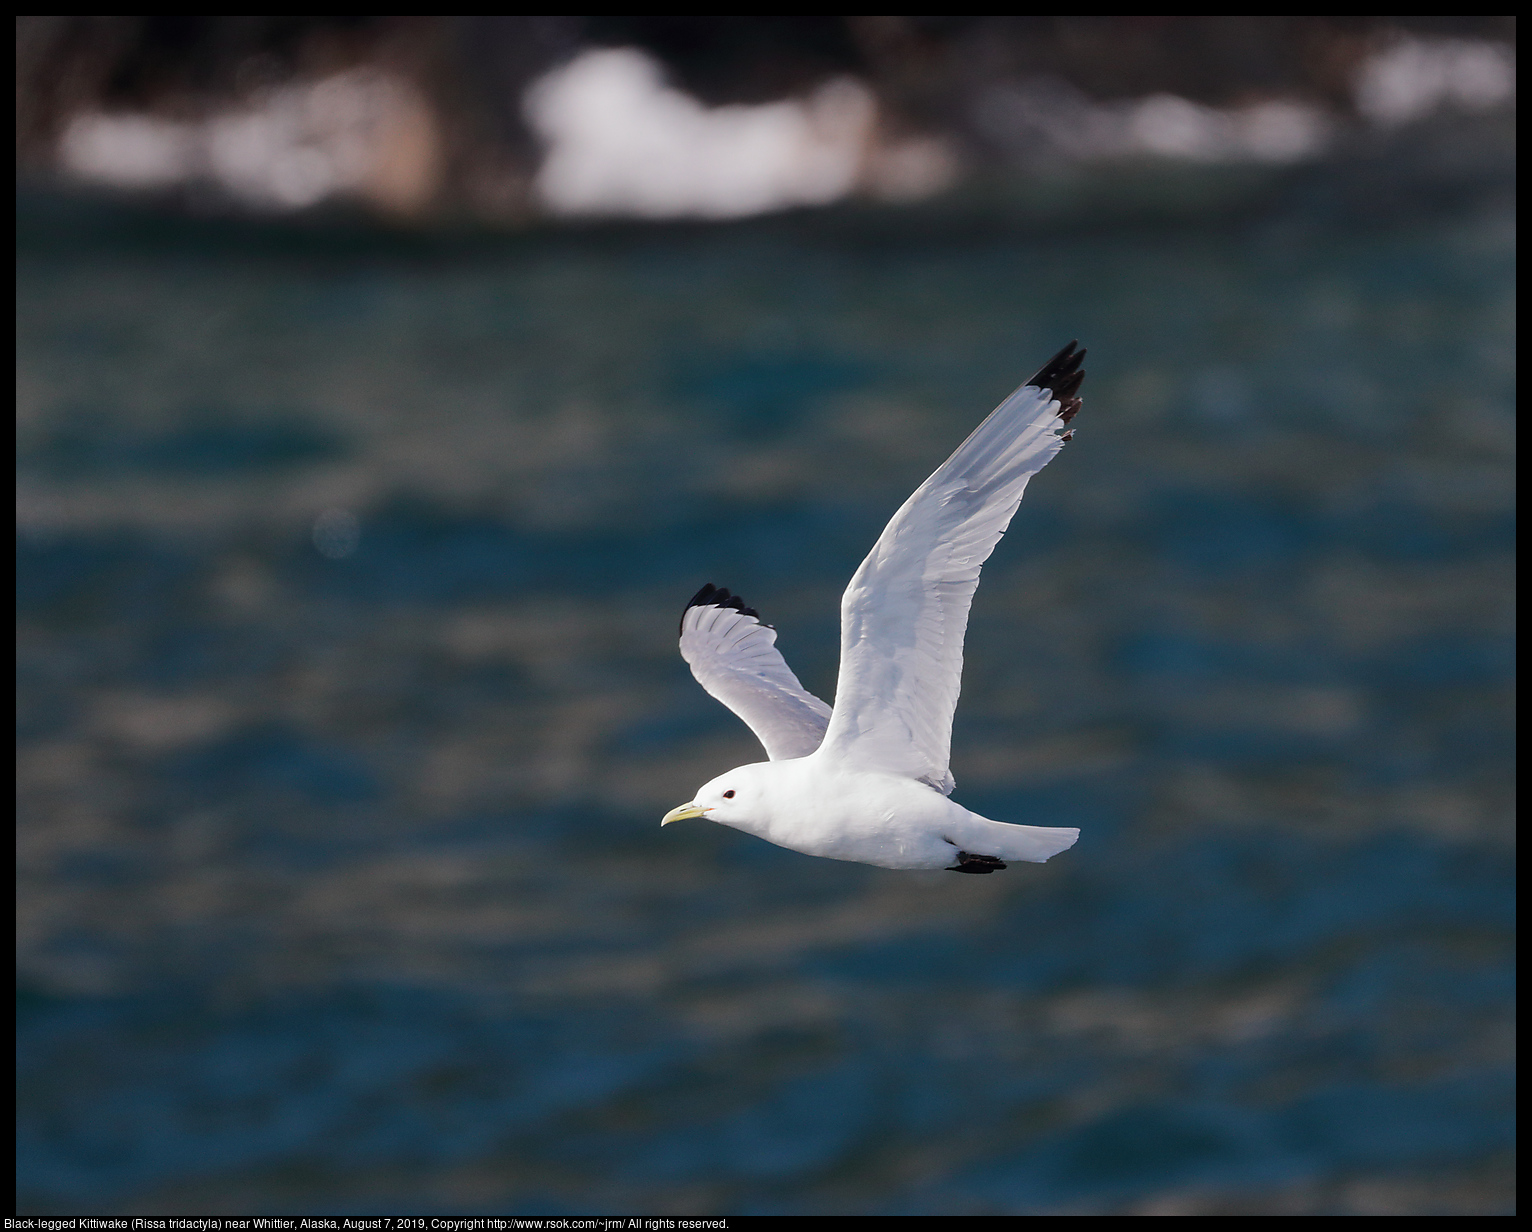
[[720, 757, 967, 870]]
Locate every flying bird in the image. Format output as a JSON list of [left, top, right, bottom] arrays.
[[663, 342, 1086, 873]]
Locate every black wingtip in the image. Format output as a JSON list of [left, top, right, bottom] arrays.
[[1025, 340, 1086, 426], [680, 583, 763, 636]]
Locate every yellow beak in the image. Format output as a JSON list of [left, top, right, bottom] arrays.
[[661, 801, 710, 826]]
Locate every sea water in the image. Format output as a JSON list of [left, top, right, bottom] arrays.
[[17, 127, 1514, 1215]]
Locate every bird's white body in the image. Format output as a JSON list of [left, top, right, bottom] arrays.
[[665, 342, 1088, 874], [689, 758, 1080, 871]]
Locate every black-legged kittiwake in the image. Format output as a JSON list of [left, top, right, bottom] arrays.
[[663, 342, 1086, 873]]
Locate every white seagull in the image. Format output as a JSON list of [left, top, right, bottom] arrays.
[[662, 342, 1086, 873]]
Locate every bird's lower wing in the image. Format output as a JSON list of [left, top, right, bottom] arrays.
[[679, 585, 832, 761], [817, 343, 1085, 793]]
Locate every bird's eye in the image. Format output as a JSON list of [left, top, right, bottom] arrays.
[[723, 790, 735, 799]]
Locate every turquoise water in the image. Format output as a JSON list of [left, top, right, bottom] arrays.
[[16, 150, 1514, 1215]]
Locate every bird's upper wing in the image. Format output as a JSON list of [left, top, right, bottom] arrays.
[[679, 584, 832, 761], [816, 342, 1085, 794]]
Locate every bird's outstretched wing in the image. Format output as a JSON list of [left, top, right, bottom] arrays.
[[679, 584, 832, 761], [817, 342, 1085, 794]]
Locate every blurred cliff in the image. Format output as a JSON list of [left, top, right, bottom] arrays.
[[15, 16, 1516, 224]]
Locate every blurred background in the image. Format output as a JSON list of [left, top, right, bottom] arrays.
[[15, 16, 1515, 1216]]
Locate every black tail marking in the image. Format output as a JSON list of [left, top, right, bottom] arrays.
[[946, 851, 1008, 874]]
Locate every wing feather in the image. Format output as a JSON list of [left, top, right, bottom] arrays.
[[816, 343, 1085, 792], [679, 584, 831, 761]]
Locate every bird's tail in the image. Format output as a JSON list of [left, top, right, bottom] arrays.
[[958, 815, 1080, 863]]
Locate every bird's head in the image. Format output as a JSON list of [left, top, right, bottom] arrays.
[[661, 762, 773, 831]]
